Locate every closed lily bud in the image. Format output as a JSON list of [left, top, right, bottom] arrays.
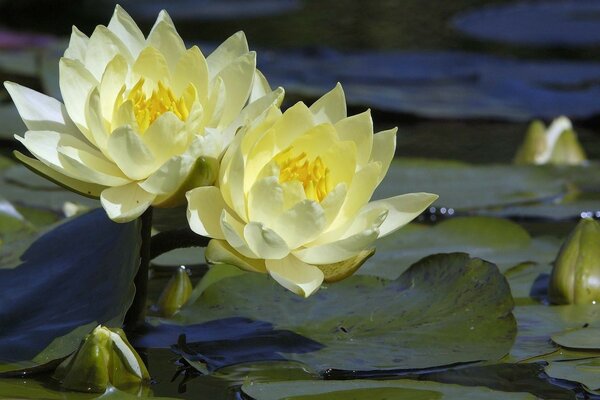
[[549, 218, 600, 305], [54, 325, 150, 393], [157, 266, 193, 317], [514, 117, 587, 166]]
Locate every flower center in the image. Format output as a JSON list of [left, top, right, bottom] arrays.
[[275, 147, 331, 202], [128, 78, 189, 133]]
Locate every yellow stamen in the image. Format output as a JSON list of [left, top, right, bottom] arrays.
[[127, 78, 190, 133], [275, 147, 332, 202]]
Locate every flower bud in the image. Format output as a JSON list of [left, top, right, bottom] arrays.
[[514, 117, 586, 166], [156, 266, 193, 317], [53, 325, 150, 393], [549, 218, 600, 305]]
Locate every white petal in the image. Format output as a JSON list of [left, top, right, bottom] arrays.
[[100, 183, 156, 222], [370, 128, 397, 183], [294, 229, 379, 265], [64, 26, 88, 62], [221, 210, 256, 258], [244, 222, 289, 260], [247, 176, 284, 225], [334, 109, 373, 166], [147, 11, 186, 72], [85, 88, 110, 151], [84, 25, 132, 80], [106, 125, 157, 180], [272, 200, 327, 249], [4, 81, 80, 136], [266, 255, 324, 297], [249, 69, 271, 103], [137, 154, 191, 195], [173, 46, 209, 102], [365, 193, 438, 238], [14, 151, 106, 198], [206, 240, 266, 273], [99, 54, 128, 123], [186, 186, 227, 239], [203, 76, 226, 128], [141, 112, 187, 165], [214, 51, 256, 127], [206, 31, 249, 79], [132, 46, 170, 85], [107, 5, 145, 58], [309, 82, 346, 124], [59, 58, 98, 136]]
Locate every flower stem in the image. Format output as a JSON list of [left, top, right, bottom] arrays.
[[124, 207, 153, 334]]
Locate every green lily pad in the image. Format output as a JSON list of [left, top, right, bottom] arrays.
[[376, 158, 565, 211], [552, 327, 600, 350], [545, 357, 600, 393], [241, 379, 535, 400], [171, 253, 516, 372], [361, 217, 559, 280], [510, 305, 600, 362], [504, 262, 552, 303]]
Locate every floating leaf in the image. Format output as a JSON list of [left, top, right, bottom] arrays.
[[0, 209, 140, 373], [546, 358, 600, 394], [241, 379, 536, 400], [361, 217, 559, 280], [167, 253, 516, 372], [552, 327, 600, 350]]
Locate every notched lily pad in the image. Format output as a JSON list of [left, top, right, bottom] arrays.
[[168, 253, 516, 372]]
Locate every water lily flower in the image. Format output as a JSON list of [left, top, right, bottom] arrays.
[[53, 325, 149, 393], [7, 5, 281, 222], [514, 116, 587, 166], [549, 218, 600, 305], [187, 84, 438, 297]]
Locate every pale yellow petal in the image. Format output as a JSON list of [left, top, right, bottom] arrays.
[[309, 82, 346, 124], [141, 112, 187, 165], [214, 51, 256, 127], [107, 5, 145, 58], [84, 88, 110, 152], [132, 46, 170, 85], [221, 210, 256, 258], [99, 55, 128, 123], [106, 125, 157, 180], [203, 76, 226, 128], [272, 200, 326, 249], [365, 193, 438, 238], [173, 46, 209, 102], [84, 25, 132, 80], [139, 154, 194, 195], [265, 255, 324, 297], [206, 31, 249, 79], [294, 228, 379, 265], [4, 81, 80, 136], [206, 240, 266, 273], [100, 183, 156, 222], [334, 109, 373, 166], [370, 128, 397, 183], [186, 186, 227, 239], [248, 69, 272, 103], [147, 11, 185, 72], [244, 222, 289, 260], [247, 176, 284, 226], [14, 151, 106, 198], [64, 26, 88, 62], [59, 58, 98, 136]]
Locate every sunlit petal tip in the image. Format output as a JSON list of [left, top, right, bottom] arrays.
[[266, 256, 325, 297]]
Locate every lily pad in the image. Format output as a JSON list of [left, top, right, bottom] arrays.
[[546, 357, 600, 393], [552, 327, 600, 350], [241, 379, 535, 400], [168, 253, 516, 372], [0, 209, 140, 372], [509, 305, 600, 362], [361, 217, 559, 280], [452, 1, 600, 47]]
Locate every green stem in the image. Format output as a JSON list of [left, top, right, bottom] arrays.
[[124, 207, 153, 334]]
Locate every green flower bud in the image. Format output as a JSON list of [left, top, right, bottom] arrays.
[[53, 325, 150, 393], [514, 117, 587, 166], [549, 218, 600, 305], [157, 266, 193, 317]]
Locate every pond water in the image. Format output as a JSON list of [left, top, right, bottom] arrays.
[[1, 0, 600, 399]]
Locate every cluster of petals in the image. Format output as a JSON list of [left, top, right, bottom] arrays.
[[187, 84, 438, 297], [8, 5, 280, 222], [9, 6, 438, 296]]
